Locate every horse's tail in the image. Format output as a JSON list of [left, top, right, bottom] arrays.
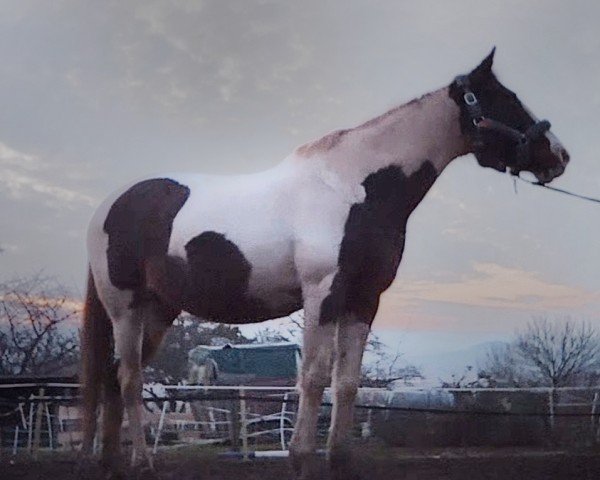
[[80, 267, 113, 453]]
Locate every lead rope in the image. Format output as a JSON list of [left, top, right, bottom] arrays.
[[513, 174, 600, 204]]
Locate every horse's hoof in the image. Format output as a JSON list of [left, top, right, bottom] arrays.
[[130, 450, 155, 472], [329, 447, 360, 480], [74, 451, 98, 479], [289, 450, 321, 480], [135, 464, 159, 480]]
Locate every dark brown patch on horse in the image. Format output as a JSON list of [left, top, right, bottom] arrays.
[[147, 231, 270, 322], [183, 231, 266, 321], [103, 178, 190, 291], [448, 48, 563, 177], [144, 255, 188, 311], [319, 162, 437, 324]]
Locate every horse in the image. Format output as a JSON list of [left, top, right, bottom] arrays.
[[80, 49, 569, 478]]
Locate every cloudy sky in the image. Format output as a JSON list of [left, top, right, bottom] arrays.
[[1, 0, 599, 358]]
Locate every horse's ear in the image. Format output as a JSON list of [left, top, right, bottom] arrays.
[[469, 47, 496, 86]]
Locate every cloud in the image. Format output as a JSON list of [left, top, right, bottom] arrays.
[[388, 262, 600, 312], [0, 293, 83, 314], [0, 141, 96, 209], [0, 0, 598, 333], [0, 293, 83, 329], [0, 142, 38, 169], [217, 57, 243, 102], [0, 243, 18, 254]]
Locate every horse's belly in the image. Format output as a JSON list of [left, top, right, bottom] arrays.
[[181, 260, 303, 324], [166, 228, 302, 324], [243, 253, 303, 320]]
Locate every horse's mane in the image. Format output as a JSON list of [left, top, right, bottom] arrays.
[[296, 91, 435, 157]]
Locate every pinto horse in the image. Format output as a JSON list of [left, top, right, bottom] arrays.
[[81, 49, 569, 477]]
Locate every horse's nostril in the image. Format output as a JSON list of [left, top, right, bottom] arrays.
[[561, 148, 570, 164]]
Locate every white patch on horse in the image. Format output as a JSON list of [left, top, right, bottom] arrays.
[[298, 88, 467, 183], [522, 103, 568, 165]]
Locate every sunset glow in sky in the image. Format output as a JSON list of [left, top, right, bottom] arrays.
[[0, 1, 599, 358]]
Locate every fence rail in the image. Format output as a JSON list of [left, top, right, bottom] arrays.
[[2, 384, 600, 456]]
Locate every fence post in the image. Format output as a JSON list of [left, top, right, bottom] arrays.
[[548, 388, 555, 431], [45, 402, 53, 450], [229, 393, 241, 452], [239, 388, 249, 461], [153, 400, 168, 455], [592, 391, 600, 444], [27, 397, 34, 453], [361, 409, 373, 439], [32, 388, 45, 459], [280, 392, 289, 450], [590, 392, 598, 441], [13, 425, 20, 456], [64, 404, 75, 451]]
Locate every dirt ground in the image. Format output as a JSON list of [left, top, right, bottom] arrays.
[[3, 446, 600, 480]]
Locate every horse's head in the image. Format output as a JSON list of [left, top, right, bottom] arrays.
[[450, 48, 569, 184]]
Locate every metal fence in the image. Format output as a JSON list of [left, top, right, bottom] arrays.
[[2, 383, 600, 457]]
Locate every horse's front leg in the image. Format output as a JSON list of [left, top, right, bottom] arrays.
[[328, 319, 371, 480], [289, 281, 336, 479]]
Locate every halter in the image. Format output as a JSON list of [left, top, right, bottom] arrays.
[[454, 75, 551, 174]]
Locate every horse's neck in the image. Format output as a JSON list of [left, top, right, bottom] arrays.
[[298, 87, 469, 189]]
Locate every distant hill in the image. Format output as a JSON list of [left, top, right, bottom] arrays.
[[404, 341, 508, 387]]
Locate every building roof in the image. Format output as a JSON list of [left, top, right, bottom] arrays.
[[189, 342, 300, 379]]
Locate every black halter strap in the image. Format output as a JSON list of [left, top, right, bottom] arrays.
[[454, 75, 551, 173]]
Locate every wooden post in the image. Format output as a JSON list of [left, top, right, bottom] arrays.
[[361, 409, 373, 439], [33, 388, 45, 459], [239, 389, 249, 461], [590, 392, 598, 440], [229, 396, 240, 452], [13, 425, 20, 456], [592, 391, 600, 444], [27, 397, 34, 452], [45, 402, 53, 450], [548, 388, 555, 431]]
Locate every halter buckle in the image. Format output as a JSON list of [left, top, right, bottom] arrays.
[[464, 92, 478, 106]]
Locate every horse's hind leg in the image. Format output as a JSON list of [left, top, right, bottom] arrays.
[[141, 311, 173, 365], [110, 305, 155, 468], [100, 360, 123, 469], [111, 301, 174, 468], [111, 312, 147, 468]]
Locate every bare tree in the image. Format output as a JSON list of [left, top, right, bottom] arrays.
[[285, 311, 392, 354], [482, 316, 600, 387], [253, 326, 292, 344], [285, 311, 421, 385], [516, 317, 600, 387], [483, 343, 531, 387], [440, 365, 492, 388], [360, 333, 422, 387], [0, 274, 80, 376], [145, 314, 254, 382]]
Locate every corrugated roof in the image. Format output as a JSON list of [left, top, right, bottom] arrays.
[[189, 342, 300, 379]]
